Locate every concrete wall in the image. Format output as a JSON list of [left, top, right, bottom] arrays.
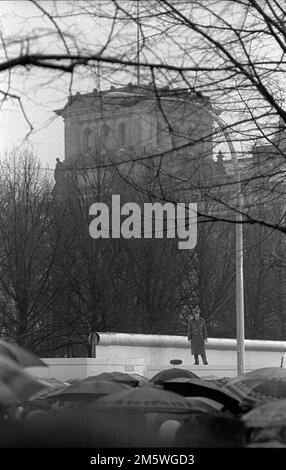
[[27, 333, 286, 382]]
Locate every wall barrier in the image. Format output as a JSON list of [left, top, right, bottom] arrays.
[[28, 333, 286, 382]]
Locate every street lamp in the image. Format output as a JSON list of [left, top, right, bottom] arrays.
[[213, 115, 245, 375]]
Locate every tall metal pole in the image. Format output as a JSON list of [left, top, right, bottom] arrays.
[[234, 170, 245, 375], [215, 118, 245, 375]]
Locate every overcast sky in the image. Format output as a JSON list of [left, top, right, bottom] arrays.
[[0, 1, 278, 168], [0, 1, 123, 169]]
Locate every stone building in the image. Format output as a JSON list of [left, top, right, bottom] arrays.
[[53, 83, 218, 199]]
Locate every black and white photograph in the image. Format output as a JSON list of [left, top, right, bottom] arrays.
[[0, 0, 286, 460]]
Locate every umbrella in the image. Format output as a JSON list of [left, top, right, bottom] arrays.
[[0, 356, 47, 406], [242, 398, 286, 428], [229, 367, 286, 384], [0, 340, 47, 368], [223, 376, 286, 403], [28, 377, 67, 400], [185, 397, 225, 414], [46, 379, 132, 400], [127, 373, 149, 387], [247, 367, 286, 378], [86, 386, 200, 414], [85, 373, 149, 387], [65, 378, 81, 384], [85, 371, 140, 387], [36, 377, 66, 388], [204, 377, 230, 387], [161, 377, 240, 412], [150, 368, 199, 385]]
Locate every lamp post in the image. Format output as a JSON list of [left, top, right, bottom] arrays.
[[214, 116, 245, 375], [186, 101, 246, 374]]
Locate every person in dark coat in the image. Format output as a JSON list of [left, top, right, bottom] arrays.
[[187, 307, 208, 365]]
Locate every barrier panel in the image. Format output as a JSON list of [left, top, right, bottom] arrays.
[[27, 333, 286, 381]]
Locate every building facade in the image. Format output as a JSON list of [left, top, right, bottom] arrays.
[[54, 83, 217, 198]]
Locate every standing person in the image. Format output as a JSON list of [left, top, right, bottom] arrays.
[[187, 307, 208, 365]]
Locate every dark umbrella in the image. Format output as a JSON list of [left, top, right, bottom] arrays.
[[86, 386, 199, 413], [150, 368, 199, 385], [127, 373, 149, 387], [242, 398, 286, 428], [0, 341, 47, 368], [36, 377, 66, 388], [204, 377, 230, 387], [85, 371, 140, 387], [28, 378, 67, 400], [185, 397, 225, 414], [231, 367, 286, 382], [161, 377, 240, 412], [65, 378, 81, 384], [46, 379, 132, 401], [85, 373, 149, 387], [84, 387, 217, 447], [187, 396, 226, 411], [242, 399, 286, 428], [224, 376, 286, 403]]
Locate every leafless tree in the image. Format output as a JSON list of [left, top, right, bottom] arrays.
[[2, 1, 286, 342], [0, 150, 62, 351]]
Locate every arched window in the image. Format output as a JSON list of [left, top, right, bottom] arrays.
[[100, 123, 110, 139], [118, 122, 126, 147], [83, 128, 92, 152]]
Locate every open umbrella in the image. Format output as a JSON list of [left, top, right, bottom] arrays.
[[85, 371, 140, 387], [204, 377, 230, 387], [36, 377, 66, 388], [127, 373, 149, 387], [86, 386, 199, 414], [185, 397, 225, 414], [247, 367, 286, 378], [0, 356, 47, 406], [161, 377, 240, 412], [28, 377, 67, 400], [0, 341, 47, 368], [46, 379, 132, 401], [242, 398, 286, 428], [150, 368, 199, 385], [223, 376, 286, 403], [229, 367, 286, 384]]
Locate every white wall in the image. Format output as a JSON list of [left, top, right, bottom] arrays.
[[27, 333, 286, 381]]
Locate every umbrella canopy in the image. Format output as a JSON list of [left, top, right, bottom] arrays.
[[204, 377, 230, 387], [223, 376, 286, 403], [86, 386, 200, 414], [242, 398, 286, 428], [127, 373, 149, 387], [185, 397, 225, 414], [28, 377, 67, 400], [246, 367, 286, 379], [85, 371, 140, 387], [65, 378, 81, 384], [150, 368, 199, 385], [229, 367, 286, 384], [37, 377, 66, 388], [161, 377, 240, 412], [46, 379, 132, 400], [0, 356, 47, 406], [0, 341, 47, 368]]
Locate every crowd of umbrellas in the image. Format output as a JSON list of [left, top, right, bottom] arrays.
[[1, 341, 286, 447]]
